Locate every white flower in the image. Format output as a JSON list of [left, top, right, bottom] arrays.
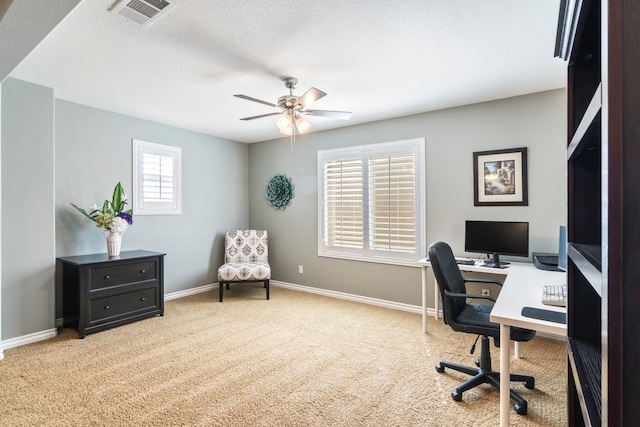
[[110, 217, 129, 234]]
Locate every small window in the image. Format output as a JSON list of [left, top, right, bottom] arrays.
[[133, 139, 182, 214]]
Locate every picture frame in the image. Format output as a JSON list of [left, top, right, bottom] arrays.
[[473, 147, 528, 206]]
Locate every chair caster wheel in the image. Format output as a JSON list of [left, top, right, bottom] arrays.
[[451, 390, 462, 401], [475, 358, 480, 367], [524, 380, 535, 389], [514, 403, 528, 415], [435, 364, 445, 373]]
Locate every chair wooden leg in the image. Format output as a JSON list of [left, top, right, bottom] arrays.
[[266, 280, 270, 300], [219, 281, 224, 302]]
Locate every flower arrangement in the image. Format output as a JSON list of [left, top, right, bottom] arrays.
[[71, 182, 133, 234]]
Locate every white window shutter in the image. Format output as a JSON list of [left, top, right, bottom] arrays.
[[142, 152, 175, 203], [368, 153, 416, 253], [323, 158, 364, 248], [133, 139, 182, 214]]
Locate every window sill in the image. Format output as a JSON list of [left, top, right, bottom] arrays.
[[318, 252, 422, 268]]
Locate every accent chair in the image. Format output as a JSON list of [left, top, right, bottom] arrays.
[[217, 230, 270, 302]]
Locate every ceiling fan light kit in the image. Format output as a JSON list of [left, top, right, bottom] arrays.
[[276, 115, 293, 134], [277, 115, 310, 136], [234, 76, 352, 143], [294, 116, 311, 133]]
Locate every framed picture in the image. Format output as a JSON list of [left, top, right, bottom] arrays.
[[473, 147, 528, 206]]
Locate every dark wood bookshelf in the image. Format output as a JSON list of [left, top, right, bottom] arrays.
[[556, 0, 640, 425]]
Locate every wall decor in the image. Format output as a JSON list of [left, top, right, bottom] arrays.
[[266, 174, 295, 210], [473, 147, 528, 206]]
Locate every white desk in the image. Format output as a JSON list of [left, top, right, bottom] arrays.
[[490, 263, 566, 427], [416, 258, 566, 427]]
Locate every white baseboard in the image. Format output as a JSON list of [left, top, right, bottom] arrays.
[[164, 281, 426, 315], [1, 328, 58, 352], [164, 283, 216, 301], [271, 280, 424, 315]]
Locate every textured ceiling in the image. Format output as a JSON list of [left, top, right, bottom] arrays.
[[5, 0, 566, 143], [0, 0, 80, 82]]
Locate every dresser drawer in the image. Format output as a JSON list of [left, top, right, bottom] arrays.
[[88, 286, 159, 324], [88, 260, 157, 292]]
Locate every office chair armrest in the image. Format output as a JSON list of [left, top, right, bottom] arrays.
[[444, 289, 497, 303], [463, 278, 503, 287]]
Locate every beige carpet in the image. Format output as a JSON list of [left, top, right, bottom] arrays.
[[0, 286, 566, 426]]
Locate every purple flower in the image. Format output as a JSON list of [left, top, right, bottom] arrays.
[[117, 211, 133, 225]]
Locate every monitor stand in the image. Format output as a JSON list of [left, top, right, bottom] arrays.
[[483, 253, 510, 269]]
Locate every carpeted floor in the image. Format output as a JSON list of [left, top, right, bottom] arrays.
[[0, 286, 566, 426]]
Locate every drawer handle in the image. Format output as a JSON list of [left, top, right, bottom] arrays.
[[104, 305, 110, 310], [140, 269, 146, 274], [104, 275, 110, 279], [140, 297, 146, 302]]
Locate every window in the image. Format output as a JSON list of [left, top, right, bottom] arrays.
[[133, 139, 182, 214], [318, 138, 425, 265]]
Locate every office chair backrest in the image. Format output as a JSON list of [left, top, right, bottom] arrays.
[[428, 241, 468, 324]]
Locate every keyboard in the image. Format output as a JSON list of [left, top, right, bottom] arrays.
[[424, 257, 476, 266], [541, 284, 567, 307]]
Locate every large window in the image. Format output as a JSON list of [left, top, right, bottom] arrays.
[[318, 138, 425, 265], [133, 139, 182, 214]]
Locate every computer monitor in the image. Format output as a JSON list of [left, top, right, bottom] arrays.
[[464, 220, 529, 268], [557, 225, 567, 271]]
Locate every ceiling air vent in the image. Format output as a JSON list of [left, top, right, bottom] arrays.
[[112, 0, 178, 28]]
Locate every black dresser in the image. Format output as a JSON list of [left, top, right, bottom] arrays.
[[56, 250, 165, 338]]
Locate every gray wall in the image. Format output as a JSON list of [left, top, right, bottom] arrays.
[[1, 78, 55, 340], [54, 99, 249, 294], [1, 78, 249, 340], [248, 89, 567, 309], [0, 82, 2, 352]]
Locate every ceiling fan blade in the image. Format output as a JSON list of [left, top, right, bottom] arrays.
[[234, 94, 278, 108], [296, 87, 327, 108], [301, 109, 352, 120], [239, 111, 284, 121]]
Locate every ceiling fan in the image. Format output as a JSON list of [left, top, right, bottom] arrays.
[[234, 77, 352, 137]]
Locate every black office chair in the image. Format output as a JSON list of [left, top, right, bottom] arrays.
[[428, 241, 536, 415]]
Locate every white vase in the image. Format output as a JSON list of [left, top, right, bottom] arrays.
[[104, 230, 123, 257]]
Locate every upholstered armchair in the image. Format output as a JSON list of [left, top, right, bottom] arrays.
[[217, 230, 270, 302]]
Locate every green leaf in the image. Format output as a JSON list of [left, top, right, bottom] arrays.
[[112, 182, 124, 212], [102, 199, 111, 215], [70, 203, 98, 222]]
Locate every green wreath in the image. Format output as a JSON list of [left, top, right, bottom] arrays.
[[266, 174, 295, 210]]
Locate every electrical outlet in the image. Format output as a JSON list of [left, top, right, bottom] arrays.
[[298, 265, 303, 274], [481, 289, 490, 296]]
